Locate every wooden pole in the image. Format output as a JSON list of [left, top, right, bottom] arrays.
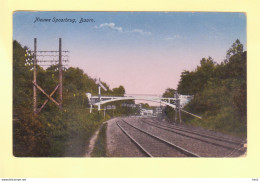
[[59, 38, 62, 108], [32, 81, 60, 106], [33, 38, 37, 114], [175, 93, 177, 123], [37, 84, 59, 113], [179, 105, 182, 124], [177, 93, 182, 123]]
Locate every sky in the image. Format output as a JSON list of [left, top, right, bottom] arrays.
[[13, 12, 246, 96]]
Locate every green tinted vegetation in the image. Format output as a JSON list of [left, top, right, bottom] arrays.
[[162, 39, 247, 137], [13, 40, 135, 157], [91, 123, 108, 157], [162, 88, 176, 121]]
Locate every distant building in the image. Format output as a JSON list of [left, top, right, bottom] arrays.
[[121, 103, 136, 108], [140, 109, 153, 116], [153, 106, 163, 116], [105, 105, 116, 110]]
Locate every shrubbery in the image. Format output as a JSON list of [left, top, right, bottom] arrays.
[[163, 40, 247, 137]]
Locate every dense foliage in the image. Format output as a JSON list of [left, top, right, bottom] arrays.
[[13, 40, 134, 156], [163, 39, 247, 137], [162, 88, 176, 120]]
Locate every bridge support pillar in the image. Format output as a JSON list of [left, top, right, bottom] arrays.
[[90, 104, 92, 113], [179, 108, 182, 123], [98, 103, 101, 111]]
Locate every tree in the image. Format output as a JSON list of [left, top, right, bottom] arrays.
[[112, 85, 125, 96], [162, 88, 176, 97], [226, 39, 244, 61], [177, 57, 216, 95]]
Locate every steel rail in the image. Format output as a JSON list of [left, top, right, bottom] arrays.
[[145, 119, 243, 145], [226, 141, 247, 157], [116, 121, 153, 157], [122, 120, 200, 157], [142, 120, 246, 154]]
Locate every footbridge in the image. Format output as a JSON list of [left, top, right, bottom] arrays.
[[86, 92, 200, 121], [86, 93, 193, 111], [86, 79, 201, 122]]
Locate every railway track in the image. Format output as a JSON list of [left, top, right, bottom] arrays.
[[116, 120, 200, 157], [141, 119, 247, 155], [148, 119, 244, 144]]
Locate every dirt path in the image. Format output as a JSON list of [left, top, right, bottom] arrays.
[[84, 122, 104, 157]]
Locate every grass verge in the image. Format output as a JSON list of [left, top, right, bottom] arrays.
[[91, 122, 108, 157]]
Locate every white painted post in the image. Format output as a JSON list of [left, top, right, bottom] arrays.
[[90, 104, 92, 113], [98, 83, 101, 112], [98, 86, 101, 96]]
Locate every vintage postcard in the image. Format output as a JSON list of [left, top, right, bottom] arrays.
[[1, 0, 260, 178], [12, 11, 247, 158]]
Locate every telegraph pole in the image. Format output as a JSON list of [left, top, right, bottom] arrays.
[[31, 38, 69, 114], [179, 98, 182, 124], [59, 38, 63, 108], [175, 92, 182, 123], [175, 92, 177, 123], [33, 38, 37, 114]]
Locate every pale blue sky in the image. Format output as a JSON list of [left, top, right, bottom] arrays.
[[13, 12, 246, 95]]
